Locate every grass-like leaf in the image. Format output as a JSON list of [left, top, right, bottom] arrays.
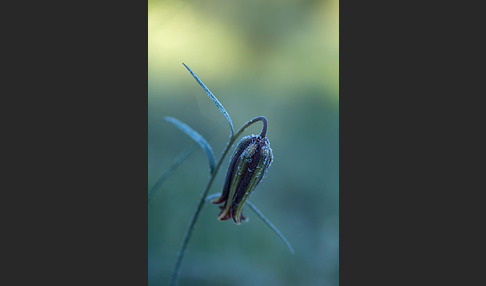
[[148, 143, 200, 202], [246, 201, 295, 254], [164, 116, 216, 174], [204, 193, 295, 254], [204, 193, 221, 202], [182, 63, 234, 138], [149, 123, 224, 201]]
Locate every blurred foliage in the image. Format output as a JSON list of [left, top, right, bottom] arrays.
[[148, 0, 338, 285]]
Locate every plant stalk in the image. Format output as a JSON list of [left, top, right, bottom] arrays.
[[169, 116, 268, 286]]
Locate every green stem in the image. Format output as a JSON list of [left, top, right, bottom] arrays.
[[169, 116, 268, 286]]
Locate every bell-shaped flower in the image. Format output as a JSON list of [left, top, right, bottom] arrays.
[[212, 134, 273, 224]]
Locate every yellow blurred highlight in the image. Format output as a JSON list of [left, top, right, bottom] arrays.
[[148, 1, 251, 86], [148, 0, 338, 103]]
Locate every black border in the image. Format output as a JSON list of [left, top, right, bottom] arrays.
[[340, 1, 480, 285], [339, 1, 418, 283], [5, 1, 148, 284]]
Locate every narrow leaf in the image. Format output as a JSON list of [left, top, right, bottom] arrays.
[[204, 193, 295, 254], [148, 143, 200, 202], [164, 116, 216, 174], [246, 201, 295, 254], [182, 63, 234, 138], [205, 193, 221, 202], [149, 122, 224, 201]]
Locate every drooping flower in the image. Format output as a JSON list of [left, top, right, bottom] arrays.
[[212, 134, 273, 224]]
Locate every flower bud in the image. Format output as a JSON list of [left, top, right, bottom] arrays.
[[212, 134, 273, 224]]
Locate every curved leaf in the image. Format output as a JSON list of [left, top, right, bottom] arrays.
[[149, 122, 224, 201], [246, 201, 295, 254], [182, 63, 234, 138], [205, 193, 221, 202], [148, 143, 200, 202], [164, 116, 216, 174], [204, 193, 295, 254]]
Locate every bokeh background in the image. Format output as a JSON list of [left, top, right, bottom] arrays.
[[148, 0, 338, 285]]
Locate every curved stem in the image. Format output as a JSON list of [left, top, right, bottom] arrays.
[[255, 116, 267, 137], [169, 116, 268, 286]]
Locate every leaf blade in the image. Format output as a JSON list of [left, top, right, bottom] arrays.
[[204, 193, 295, 254], [182, 63, 234, 138], [148, 143, 200, 202], [246, 201, 295, 254], [164, 116, 216, 174]]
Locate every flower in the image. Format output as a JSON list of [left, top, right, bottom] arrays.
[[212, 134, 273, 224]]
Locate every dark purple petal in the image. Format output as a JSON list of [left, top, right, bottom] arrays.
[[212, 136, 253, 205], [213, 134, 273, 224]]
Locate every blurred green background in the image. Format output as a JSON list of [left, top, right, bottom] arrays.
[[148, 0, 338, 285]]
